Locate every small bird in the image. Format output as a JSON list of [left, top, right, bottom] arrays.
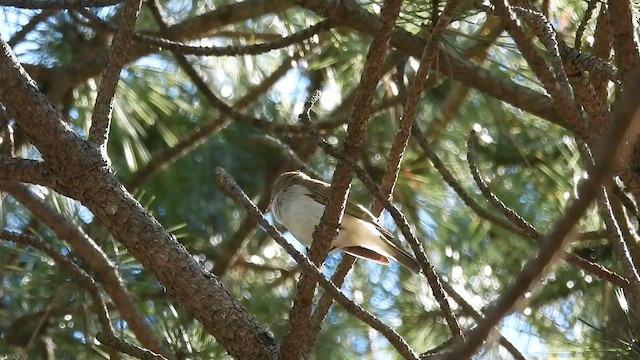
[[270, 170, 421, 273]]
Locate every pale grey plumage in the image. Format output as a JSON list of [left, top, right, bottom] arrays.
[[270, 170, 420, 273]]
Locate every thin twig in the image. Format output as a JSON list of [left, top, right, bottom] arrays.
[[79, 6, 331, 57], [130, 21, 332, 57], [488, 0, 587, 142], [506, 2, 612, 130], [0, 0, 121, 8], [212, 195, 270, 276], [576, 229, 608, 241], [301, 255, 357, 354], [443, 66, 640, 359], [597, 189, 640, 302], [437, 281, 527, 360], [509, 0, 574, 109], [467, 131, 538, 239], [95, 332, 167, 360], [255, 136, 320, 179], [303, 1, 465, 350], [610, 196, 640, 273], [298, 109, 461, 353], [0, 181, 173, 357], [564, 252, 627, 287], [88, 0, 142, 150], [467, 131, 627, 287], [281, 0, 404, 357], [8, 9, 57, 47], [608, 0, 640, 76], [0, 231, 115, 337], [617, 167, 640, 214], [214, 168, 418, 360], [590, 3, 612, 104], [574, 0, 598, 51], [613, 183, 640, 226], [412, 125, 524, 234], [126, 54, 295, 190]]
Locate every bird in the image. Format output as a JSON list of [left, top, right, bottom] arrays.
[[270, 170, 420, 273]]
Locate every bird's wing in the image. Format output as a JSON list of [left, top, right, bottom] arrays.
[[341, 246, 390, 265], [305, 179, 420, 273], [305, 181, 382, 225]]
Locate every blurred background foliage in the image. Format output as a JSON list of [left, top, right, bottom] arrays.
[[1, 0, 637, 359]]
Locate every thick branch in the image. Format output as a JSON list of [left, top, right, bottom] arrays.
[[0, 36, 278, 360], [0, 40, 88, 170], [0, 156, 57, 188], [0, 181, 173, 357]]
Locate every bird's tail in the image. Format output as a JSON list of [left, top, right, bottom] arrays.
[[368, 237, 421, 274], [340, 233, 422, 274], [388, 243, 421, 274]]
